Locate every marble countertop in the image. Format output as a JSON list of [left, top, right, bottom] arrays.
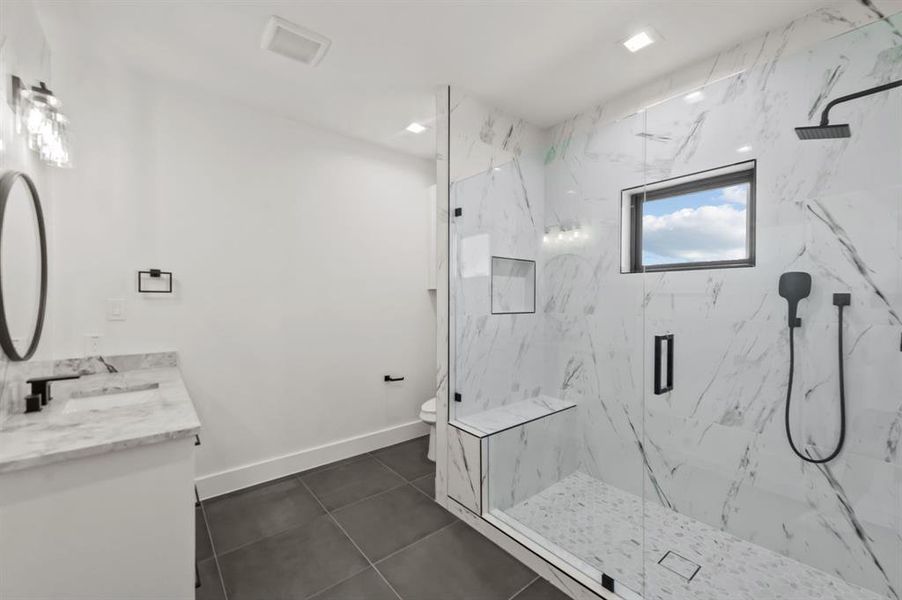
[[0, 367, 200, 474]]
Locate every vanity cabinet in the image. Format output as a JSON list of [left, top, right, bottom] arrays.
[[0, 436, 196, 599]]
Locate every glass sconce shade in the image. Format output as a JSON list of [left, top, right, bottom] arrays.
[[12, 77, 72, 168]]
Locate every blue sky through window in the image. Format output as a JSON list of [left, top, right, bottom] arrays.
[[642, 183, 749, 266]]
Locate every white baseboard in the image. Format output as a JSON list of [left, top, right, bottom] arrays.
[[195, 420, 430, 500]]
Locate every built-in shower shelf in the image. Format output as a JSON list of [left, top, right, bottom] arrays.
[[451, 395, 576, 438]]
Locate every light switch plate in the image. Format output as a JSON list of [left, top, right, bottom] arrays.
[[107, 298, 126, 321]]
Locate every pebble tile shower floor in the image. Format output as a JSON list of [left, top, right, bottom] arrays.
[[195, 436, 569, 600]]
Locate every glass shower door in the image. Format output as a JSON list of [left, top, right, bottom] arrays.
[[641, 14, 902, 600], [530, 108, 650, 598], [447, 88, 651, 595]]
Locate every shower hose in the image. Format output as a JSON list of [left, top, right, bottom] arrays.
[[784, 303, 847, 464]]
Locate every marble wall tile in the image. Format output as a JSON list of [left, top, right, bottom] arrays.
[[447, 424, 484, 514], [441, 8, 902, 599], [544, 11, 902, 598], [555, 1, 902, 138], [449, 90, 548, 420], [487, 408, 580, 512]]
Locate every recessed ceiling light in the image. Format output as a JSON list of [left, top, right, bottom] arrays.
[[406, 122, 427, 134], [684, 91, 704, 104], [623, 31, 654, 53], [737, 145, 753, 153]]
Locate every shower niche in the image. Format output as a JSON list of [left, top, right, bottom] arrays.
[[491, 257, 535, 314]]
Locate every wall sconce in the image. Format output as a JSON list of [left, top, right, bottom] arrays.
[[10, 76, 72, 168], [543, 223, 589, 247]]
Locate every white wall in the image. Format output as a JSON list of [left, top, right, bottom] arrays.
[[47, 53, 435, 496]]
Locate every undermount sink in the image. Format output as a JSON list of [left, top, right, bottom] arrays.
[[63, 383, 161, 413]]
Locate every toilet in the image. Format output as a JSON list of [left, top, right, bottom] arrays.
[[419, 397, 437, 462]]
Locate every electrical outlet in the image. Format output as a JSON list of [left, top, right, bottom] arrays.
[[107, 298, 126, 321], [84, 334, 102, 357]]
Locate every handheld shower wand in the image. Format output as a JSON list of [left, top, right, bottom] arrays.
[[779, 272, 849, 463], [779, 272, 811, 328]]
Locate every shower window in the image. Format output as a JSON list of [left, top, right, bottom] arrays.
[[622, 161, 756, 272]]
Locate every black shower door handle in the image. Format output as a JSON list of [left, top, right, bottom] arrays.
[[654, 334, 674, 395]]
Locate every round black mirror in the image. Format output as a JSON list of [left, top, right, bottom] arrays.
[[0, 171, 48, 361]]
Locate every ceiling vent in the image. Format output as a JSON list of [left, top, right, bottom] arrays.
[[261, 16, 331, 67]]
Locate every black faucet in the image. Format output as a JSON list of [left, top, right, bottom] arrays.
[[26, 374, 81, 410]]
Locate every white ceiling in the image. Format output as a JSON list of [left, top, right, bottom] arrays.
[[35, 0, 837, 159]]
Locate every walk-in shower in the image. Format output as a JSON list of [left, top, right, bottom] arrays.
[[445, 10, 901, 600]]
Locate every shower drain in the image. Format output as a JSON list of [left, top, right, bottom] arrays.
[[658, 550, 701, 582]]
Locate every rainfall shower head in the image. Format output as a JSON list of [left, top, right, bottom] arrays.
[[779, 272, 811, 328], [795, 78, 902, 141], [795, 124, 851, 140]]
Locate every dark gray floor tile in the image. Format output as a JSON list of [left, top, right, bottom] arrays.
[[411, 473, 435, 498], [195, 558, 225, 600], [196, 507, 213, 561], [371, 436, 434, 481], [378, 521, 535, 600], [309, 568, 398, 600], [333, 485, 455, 561], [204, 477, 324, 554], [301, 455, 405, 510], [218, 515, 369, 600], [511, 577, 571, 600]]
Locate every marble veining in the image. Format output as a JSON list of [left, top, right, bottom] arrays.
[[540, 10, 902, 598], [444, 7, 902, 600], [0, 363, 200, 474], [487, 408, 580, 512], [447, 425, 483, 514], [443, 7, 902, 600], [0, 352, 178, 421], [450, 89, 547, 421]]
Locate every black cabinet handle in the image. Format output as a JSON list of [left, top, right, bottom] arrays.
[[384, 375, 405, 382], [654, 334, 674, 395]]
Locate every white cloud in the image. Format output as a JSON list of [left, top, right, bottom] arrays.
[[643, 204, 747, 262], [719, 184, 748, 205]]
